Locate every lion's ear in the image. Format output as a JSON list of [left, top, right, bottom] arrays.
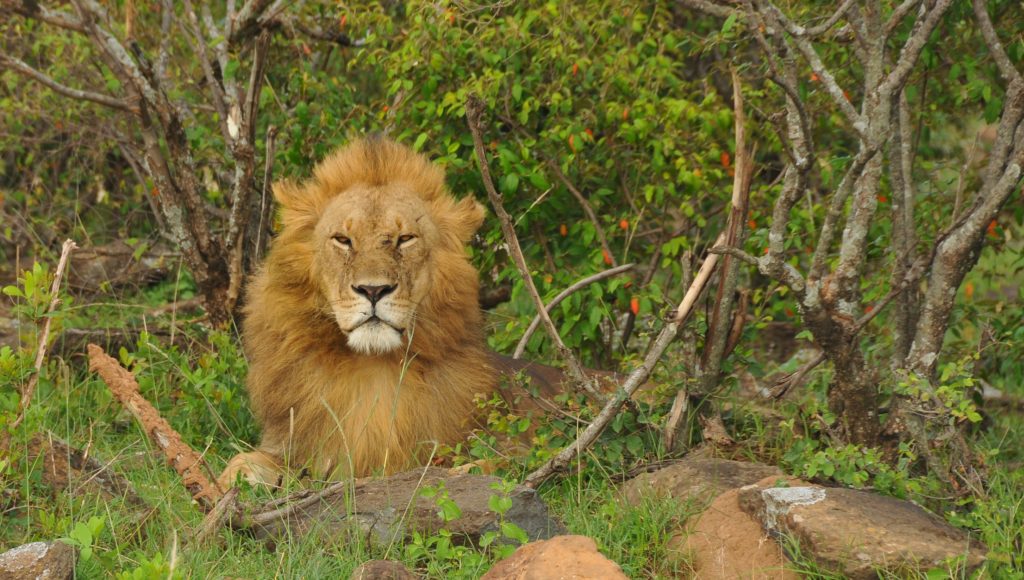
[[440, 197, 486, 245]]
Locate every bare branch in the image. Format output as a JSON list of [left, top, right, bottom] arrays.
[[884, 0, 923, 39], [544, 159, 618, 267], [676, 0, 733, 19], [466, 96, 599, 399], [0, 55, 132, 112], [182, 0, 233, 145], [801, 0, 857, 37], [513, 263, 635, 359], [972, 0, 1023, 86], [755, 0, 867, 137], [878, 0, 954, 98], [1, 1, 86, 32], [808, 144, 882, 281], [700, 68, 755, 392], [6, 240, 78, 436], [524, 244, 721, 487]]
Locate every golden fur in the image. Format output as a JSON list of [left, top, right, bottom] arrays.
[[219, 138, 497, 487]]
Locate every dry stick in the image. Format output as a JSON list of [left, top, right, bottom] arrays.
[[666, 69, 755, 449], [524, 241, 722, 488], [87, 344, 223, 511], [466, 96, 599, 399], [196, 487, 239, 544], [543, 159, 617, 267], [7, 239, 78, 436], [512, 263, 635, 359]]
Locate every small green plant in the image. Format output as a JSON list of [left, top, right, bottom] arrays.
[[896, 357, 984, 426], [404, 480, 530, 577], [59, 515, 105, 563], [116, 551, 179, 580]]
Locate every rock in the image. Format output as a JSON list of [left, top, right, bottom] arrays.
[[738, 479, 987, 578], [620, 456, 784, 507], [674, 486, 799, 580], [350, 560, 418, 579], [27, 433, 148, 513], [482, 535, 627, 580], [0, 541, 77, 580], [250, 467, 564, 547]]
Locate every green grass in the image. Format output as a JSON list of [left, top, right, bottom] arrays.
[[3, 241, 1024, 578]]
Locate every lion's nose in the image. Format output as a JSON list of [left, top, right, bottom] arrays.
[[353, 284, 396, 305]]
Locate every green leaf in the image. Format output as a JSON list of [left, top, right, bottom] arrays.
[[721, 13, 737, 34], [500, 521, 529, 545], [413, 132, 429, 151]]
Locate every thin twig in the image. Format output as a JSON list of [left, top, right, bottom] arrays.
[[466, 95, 599, 399], [523, 242, 722, 488], [513, 263, 635, 359], [0, 55, 131, 112], [8, 239, 78, 435]]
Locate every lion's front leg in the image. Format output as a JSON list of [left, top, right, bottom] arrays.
[[218, 449, 283, 489]]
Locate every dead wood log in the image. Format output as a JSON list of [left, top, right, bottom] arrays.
[[87, 344, 223, 510]]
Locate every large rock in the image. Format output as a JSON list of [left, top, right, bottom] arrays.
[[620, 456, 784, 506], [0, 541, 77, 580], [738, 480, 987, 578], [482, 535, 627, 580], [249, 467, 564, 546], [674, 486, 799, 580], [350, 560, 418, 579]]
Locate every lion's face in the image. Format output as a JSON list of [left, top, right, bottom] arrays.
[[313, 184, 438, 355]]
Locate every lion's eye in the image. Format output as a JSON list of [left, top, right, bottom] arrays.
[[396, 234, 417, 248], [332, 235, 352, 248]]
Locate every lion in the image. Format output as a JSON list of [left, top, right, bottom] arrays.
[[219, 138, 504, 488]]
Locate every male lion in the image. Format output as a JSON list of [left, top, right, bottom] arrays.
[[219, 138, 504, 487]]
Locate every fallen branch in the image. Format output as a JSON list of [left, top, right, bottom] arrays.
[[523, 242, 721, 488], [7, 239, 78, 438], [466, 95, 599, 399], [87, 344, 223, 510], [512, 263, 635, 359]]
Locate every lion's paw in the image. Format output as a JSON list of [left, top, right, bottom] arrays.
[[218, 451, 283, 489]]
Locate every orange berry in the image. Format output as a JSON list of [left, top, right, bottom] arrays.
[[810, 73, 819, 82], [340, 14, 347, 28], [572, 63, 579, 76], [965, 281, 975, 299], [585, 128, 594, 139], [720, 152, 731, 169], [568, 134, 576, 152], [877, 195, 887, 203], [987, 220, 998, 237], [747, 219, 756, 229], [602, 249, 613, 265], [630, 297, 640, 316], [619, 219, 629, 230], [622, 107, 630, 120], [559, 224, 568, 236]]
